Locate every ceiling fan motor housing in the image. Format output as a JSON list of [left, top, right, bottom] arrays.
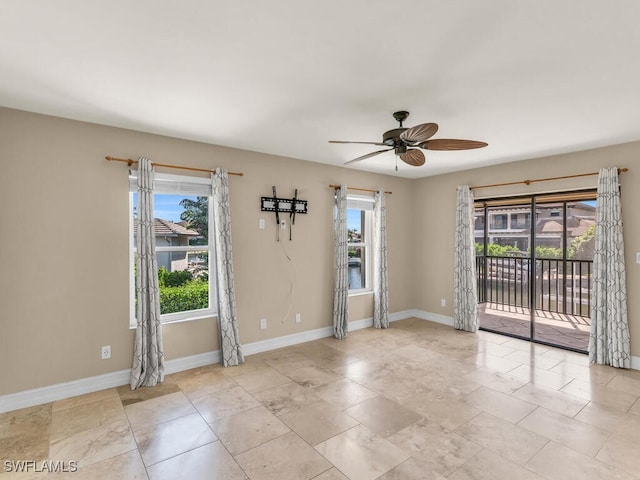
[[394, 144, 407, 155], [384, 111, 411, 145], [383, 128, 408, 146]]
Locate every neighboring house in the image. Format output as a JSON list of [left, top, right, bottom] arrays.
[[475, 202, 596, 253], [134, 218, 200, 271], [534, 203, 596, 252]]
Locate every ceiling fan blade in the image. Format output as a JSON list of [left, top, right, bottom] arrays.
[[400, 123, 438, 143], [399, 149, 425, 166], [329, 140, 387, 146], [344, 148, 393, 165], [419, 139, 488, 150]]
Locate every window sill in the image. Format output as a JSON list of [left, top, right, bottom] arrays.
[[348, 290, 373, 297], [129, 312, 217, 329]]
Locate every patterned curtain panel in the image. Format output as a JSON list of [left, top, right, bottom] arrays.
[[131, 157, 165, 389], [333, 184, 349, 339], [453, 185, 478, 332], [589, 167, 630, 368], [373, 190, 389, 329], [211, 169, 244, 367]]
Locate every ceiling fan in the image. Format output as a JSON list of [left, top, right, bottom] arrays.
[[329, 111, 488, 169]]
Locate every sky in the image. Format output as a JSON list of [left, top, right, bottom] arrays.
[[347, 209, 361, 233], [133, 193, 198, 222]]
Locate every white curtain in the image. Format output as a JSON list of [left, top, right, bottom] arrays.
[[373, 190, 389, 329], [589, 167, 630, 368], [333, 184, 349, 339], [453, 185, 478, 332], [211, 169, 244, 367], [131, 157, 165, 389]]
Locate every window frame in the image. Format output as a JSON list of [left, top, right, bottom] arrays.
[[129, 172, 217, 327], [346, 195, 373, 295]]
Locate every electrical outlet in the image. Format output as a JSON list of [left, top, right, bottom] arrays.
[[441, 298, 446, 307], [101, 345, 111, 360], [637, 252, 640, 264], [295, 313, 301, 323], [280, 220, 286, 230], [259, 218, 265, 229], [260, 318, 267, 330]]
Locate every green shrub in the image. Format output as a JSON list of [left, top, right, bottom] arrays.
[[158, 266, 169, 287], [532, 246, 563, 259], [159, 280, 209, 314], [157, 267, 193, 287], [475, 243, 566, 259], [165, 270, 193, 287], [476, 243, 522, 257]]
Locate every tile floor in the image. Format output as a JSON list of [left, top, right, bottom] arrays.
[[2, 318, 640, 479]]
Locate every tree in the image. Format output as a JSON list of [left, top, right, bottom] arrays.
[[180, 196, 209, 241], [568, 224, 596, 260]]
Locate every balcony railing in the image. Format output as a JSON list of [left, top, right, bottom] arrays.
[[476, 255, 593, 317]]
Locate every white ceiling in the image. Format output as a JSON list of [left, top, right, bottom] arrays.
[[1, 1, 639, 178]]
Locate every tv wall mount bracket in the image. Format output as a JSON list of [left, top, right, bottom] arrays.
[[260, 186, 308, 241]]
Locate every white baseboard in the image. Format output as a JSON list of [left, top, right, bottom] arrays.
[[390, 309, 416, 322], [0, 369, 131, 414], [0, 350, 224, 414], [165, 350, 221, 374], [243, 309, 415, 355], [348, 317, 373, 330], [0, 311, 416, 413], [243, 326, 334, 356], [409, 309, 455, 326], [2, 309, 636, 413]]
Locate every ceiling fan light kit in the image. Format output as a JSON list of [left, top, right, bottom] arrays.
[[330, 111, 488, 170]]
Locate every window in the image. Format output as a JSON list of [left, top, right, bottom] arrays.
[[347, 196, 373, 292], [510, 212, 531, 229], [129, 172, 216, 326], [490, 213, 508, 230]]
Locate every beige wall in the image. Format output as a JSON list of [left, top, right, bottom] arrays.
[[1, 106, 638, 397], [412, 142, 640, 356], [0, 107, 414, 395]]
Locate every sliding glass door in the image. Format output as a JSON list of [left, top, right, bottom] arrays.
[[475, 191, 596, 352]]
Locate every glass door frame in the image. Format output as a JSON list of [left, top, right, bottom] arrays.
[[475, 189, 597, 353]]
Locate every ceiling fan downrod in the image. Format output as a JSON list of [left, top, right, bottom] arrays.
[[392, 110, 410, 127]]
